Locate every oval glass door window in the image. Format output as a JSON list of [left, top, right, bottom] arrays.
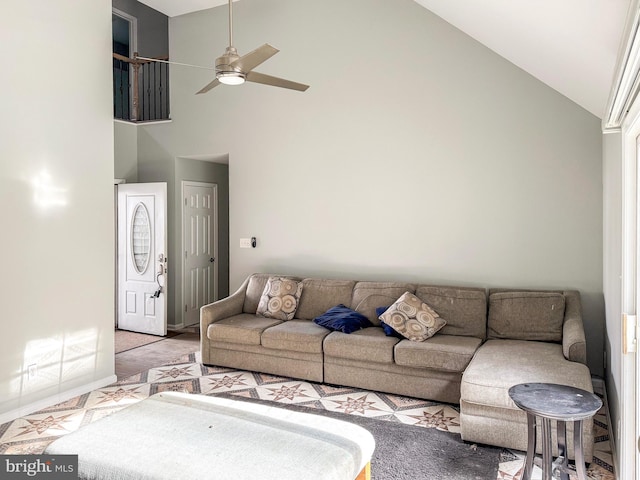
[[131, 203, 151, 274]]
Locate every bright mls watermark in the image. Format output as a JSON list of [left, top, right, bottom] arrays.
[[1, 455, 78, 479]]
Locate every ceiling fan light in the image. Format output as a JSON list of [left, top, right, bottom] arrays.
[[217, 71, 245, 85]]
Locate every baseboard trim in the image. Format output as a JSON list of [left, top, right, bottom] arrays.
[[0, 375, 118, 425], [592, 376, 605, 392], [592, 376, 618, 477], [602, 382, 619, 479]]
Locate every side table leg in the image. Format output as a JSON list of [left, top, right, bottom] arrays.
[[556, 420, 569, 480], [542, 417, 553, 480], [573, 420, 588, 480], [522, 413, 536, 480]]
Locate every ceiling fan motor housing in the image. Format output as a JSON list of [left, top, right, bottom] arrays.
[[215, 46, 243, 75]]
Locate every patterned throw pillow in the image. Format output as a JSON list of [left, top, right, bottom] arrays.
[[379, 292, 446, 342], [256, 277, 303, 320]]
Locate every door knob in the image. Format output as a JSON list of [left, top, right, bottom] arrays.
[[210, 257, 215, 262]]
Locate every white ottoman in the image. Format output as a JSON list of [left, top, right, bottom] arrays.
[[45, 392, 375, 480]]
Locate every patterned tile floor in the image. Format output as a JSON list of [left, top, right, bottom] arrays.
[[0, 352, 615, 480]]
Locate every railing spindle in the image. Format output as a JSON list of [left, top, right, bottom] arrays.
[[159, 63, 163, 120]]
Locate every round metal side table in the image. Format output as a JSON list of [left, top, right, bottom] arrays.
[[508, 383, 602, 480]]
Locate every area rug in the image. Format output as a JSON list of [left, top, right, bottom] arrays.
[[215, 392, 501, 480], [0, 351, 615, 480], [114, 329, 179, 354]]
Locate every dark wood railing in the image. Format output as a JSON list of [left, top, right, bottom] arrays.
[[113, 52, 170, 122]]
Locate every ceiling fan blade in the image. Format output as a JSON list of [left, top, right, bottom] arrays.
[[246, 71, 309, 92], [196, 78, 221, 95], [231, 44, 279, 73]]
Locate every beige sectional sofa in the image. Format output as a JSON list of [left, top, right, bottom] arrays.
[[200, 273, 595, 460]]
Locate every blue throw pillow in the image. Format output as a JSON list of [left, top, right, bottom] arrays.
[[376, 306, 404, 338], [313, 304, 373, 334], [375, 306, 389, 317]]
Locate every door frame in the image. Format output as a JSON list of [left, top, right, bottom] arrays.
[[116, 182, 168, 336], [112, 8, 138, 57], [112, 7, 138, 119], [181, 181, 219, 328], [620, 97, 640, 480]]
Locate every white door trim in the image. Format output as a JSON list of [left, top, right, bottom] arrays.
[[620, 96, 640, 480], [112, 7, 138, 56], [112, 7, 138, 119], [181, 181, 219, 327], [117, 182, 167, 335]]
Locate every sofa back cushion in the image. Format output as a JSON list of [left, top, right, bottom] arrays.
[[243, 273, 303, 314], [350, 282, 415, 326], [415, 285, 487, 339], [487, 291, 565, 342], [295, 278, 357, 320]]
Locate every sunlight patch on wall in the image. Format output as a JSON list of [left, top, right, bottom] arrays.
[[10, 329, 99, 398], [60, 329, 100, 383], [32, 169, 68, 210]]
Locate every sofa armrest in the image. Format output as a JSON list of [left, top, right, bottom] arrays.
[[200, 276, 250, 332], [562, 290, 587, 364]]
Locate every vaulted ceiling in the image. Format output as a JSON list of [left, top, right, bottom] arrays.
[[138, 0, 631, 118]]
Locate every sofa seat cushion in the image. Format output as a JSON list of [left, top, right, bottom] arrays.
[[261, 320, 331, 354], [207, 314, 282, 345], [461, 339, 593, 410], [323, 328, 400, 364], [394, 335, 482, 372]]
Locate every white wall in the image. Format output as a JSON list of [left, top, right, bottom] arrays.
[[142, 0, 604, 373], [0, 1, 115, 420]]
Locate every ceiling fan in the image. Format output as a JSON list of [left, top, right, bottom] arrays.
[[139, 0, 309, 94], [197, 0, 309, 93]]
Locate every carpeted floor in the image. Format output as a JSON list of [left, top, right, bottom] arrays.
[[217, 393, 501, 480], [0, 349, 616, 480]]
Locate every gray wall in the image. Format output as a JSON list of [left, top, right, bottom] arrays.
[[137, 129, 177, 324], [136, 131, 230, 328], [0, 0, 115, 421], [602, 131, 623, 462], [112, 0, 168, 58], [140, 0, 604, 374]]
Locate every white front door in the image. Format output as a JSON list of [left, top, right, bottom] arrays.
[[117, 182, 167, 335], [183, 182, 218, 327]]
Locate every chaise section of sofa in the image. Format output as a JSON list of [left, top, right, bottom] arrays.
[[459, 289, 594, 460]]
